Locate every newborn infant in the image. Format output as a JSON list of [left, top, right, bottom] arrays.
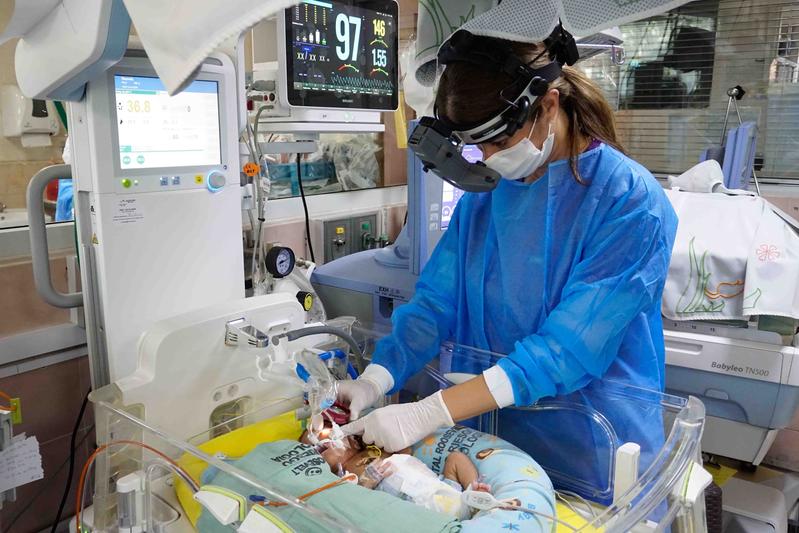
[[300, 423, 488, 519]]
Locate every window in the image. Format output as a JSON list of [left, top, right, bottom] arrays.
[[580, 0, 799, 182]]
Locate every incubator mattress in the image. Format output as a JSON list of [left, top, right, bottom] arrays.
[[197, 439, 458, 532], [177, 415, 592, 532]]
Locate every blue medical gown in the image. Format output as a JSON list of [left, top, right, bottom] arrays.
[[55, 179, 74, 222], [372, 144, 678, 502]]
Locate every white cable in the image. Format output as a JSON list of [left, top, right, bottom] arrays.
[[243, 115, 275, 295], [461, 489, 579, 532], [506, 504, 579, 532], [556, 492, 588, 520], [557, 490, 599, 520], [251, 219, 264, 291], [240, 119, 265, 291], [240, 130, 256, 163], [251, 168, 273, 294], [252, 107, 268, 161]]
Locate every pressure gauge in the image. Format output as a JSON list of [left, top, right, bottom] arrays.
[[265, 246, 296, 278]]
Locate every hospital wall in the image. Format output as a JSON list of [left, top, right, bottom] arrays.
[[0, 39, 67, 209]]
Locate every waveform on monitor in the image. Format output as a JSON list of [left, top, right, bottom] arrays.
[[331, 75, 393, 90], [337, 64, 360, 73]]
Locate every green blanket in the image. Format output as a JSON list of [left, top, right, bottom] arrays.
[[197, 441, 460, 532]]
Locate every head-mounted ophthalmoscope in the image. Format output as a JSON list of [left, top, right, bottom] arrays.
[[408, 23, 578, 193]]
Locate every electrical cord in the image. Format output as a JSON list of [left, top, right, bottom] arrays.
[[51, 389, 91, 533], [4, 424, 95, 533], [296, 154, 316, 263], [0, 390, 16, 412]]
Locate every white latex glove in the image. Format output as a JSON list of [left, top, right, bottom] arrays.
[[341, 390, 454, 452], [337, 364, 393, 419]]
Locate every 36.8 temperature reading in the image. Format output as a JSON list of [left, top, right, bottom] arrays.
[[126, 100, 151, 113]]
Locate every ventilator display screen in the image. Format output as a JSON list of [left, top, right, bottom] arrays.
[[284, 0, 398, 110], [440, 145, 481, 229], [114, 76, 221, 170]]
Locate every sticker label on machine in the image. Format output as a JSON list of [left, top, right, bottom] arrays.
[[664, 332, 787, 384], [375, 285, 410, 302], [112, 198, 145, 225]]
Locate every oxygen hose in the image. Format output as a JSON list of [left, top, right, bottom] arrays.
[[274, 326, 366, 374]]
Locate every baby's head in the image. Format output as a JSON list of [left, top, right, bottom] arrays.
[[300, 421, 363, 471]]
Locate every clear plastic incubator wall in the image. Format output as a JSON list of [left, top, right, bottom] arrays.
[[83, 298, 708, 533]]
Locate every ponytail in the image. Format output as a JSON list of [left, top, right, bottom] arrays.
[[550, 66, 625, 183]]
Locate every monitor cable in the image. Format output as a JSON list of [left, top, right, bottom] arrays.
[[296, 154, 316, 263], [50, 388, 91, 533]]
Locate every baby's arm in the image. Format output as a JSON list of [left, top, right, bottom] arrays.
[[443, 451, 480, 490]]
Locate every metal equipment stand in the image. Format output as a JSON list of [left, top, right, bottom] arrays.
[[717, 85, 762, 195]]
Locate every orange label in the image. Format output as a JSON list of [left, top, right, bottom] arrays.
[[243, 162, 260, 177]]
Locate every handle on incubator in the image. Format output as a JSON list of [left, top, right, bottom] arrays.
[[26, 164, 83, 308]]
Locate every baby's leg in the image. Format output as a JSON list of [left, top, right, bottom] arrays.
[[443, 451, 480, 490]]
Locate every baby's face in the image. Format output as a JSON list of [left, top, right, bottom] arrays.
[[300, 429, 361, 470]]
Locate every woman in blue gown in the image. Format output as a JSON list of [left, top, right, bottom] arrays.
[[339, 32, 678, 501]]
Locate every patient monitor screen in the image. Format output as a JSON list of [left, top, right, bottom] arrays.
[[284, 0, 399, 110], [114, 76, 221, 170]]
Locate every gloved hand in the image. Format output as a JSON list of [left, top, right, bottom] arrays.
[[337, 364, 393, 419], [341, 390, 454, 452]]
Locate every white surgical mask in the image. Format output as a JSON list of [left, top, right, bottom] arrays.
[[483, 116, 555, 181]]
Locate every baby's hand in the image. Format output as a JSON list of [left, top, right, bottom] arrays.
[[376, 460, 396, 478], [358, 459, 395, 490], [470, 481, 491, 493]]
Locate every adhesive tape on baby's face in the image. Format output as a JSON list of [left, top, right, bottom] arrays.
[[314, 424, 346, 450]]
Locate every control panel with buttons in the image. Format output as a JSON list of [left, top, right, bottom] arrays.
[[114, 167, 229, 193]]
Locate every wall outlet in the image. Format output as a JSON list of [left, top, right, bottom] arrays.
[[314, 211, 382, 263], [353, 214, 378, 253], [323, 218, 351, 262]]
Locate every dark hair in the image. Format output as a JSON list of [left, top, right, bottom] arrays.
[[435, 39, 625, 183]]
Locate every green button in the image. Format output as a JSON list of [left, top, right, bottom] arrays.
[[121, 178, 132, 188], [361, 222, 370, 230]]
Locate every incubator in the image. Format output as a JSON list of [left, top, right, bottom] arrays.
[[79, 295, 708, 533]]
